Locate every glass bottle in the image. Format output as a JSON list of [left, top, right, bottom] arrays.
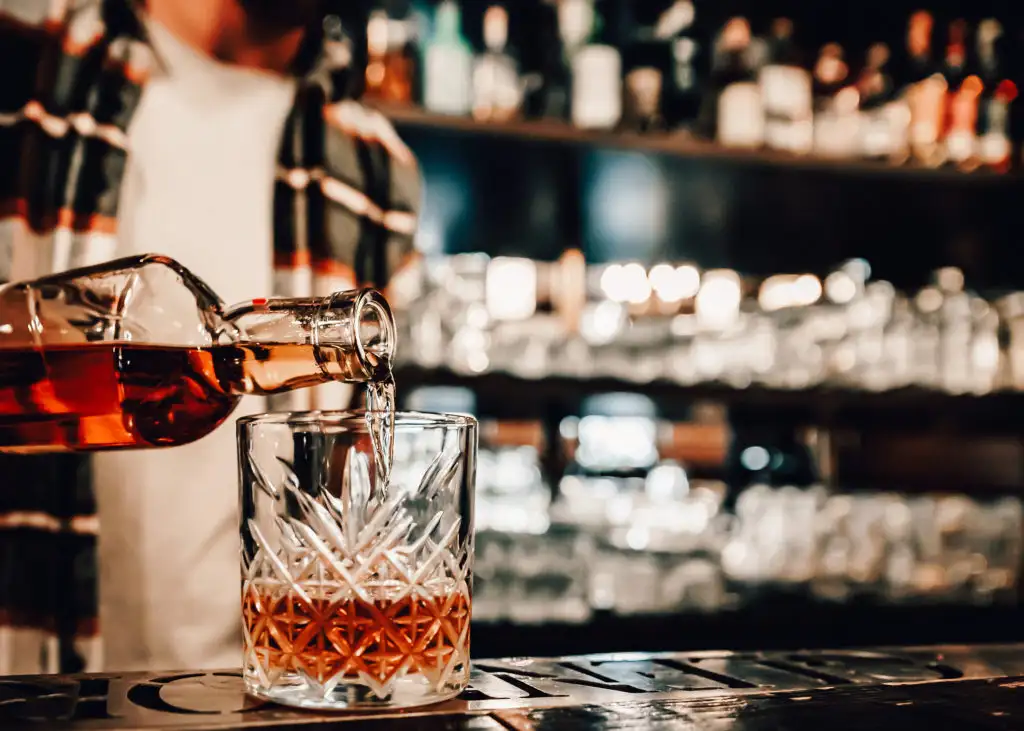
[[709, 17, 763, 148], [941, 19, 970, 89], [567, 0, 622, 131], [472, 5, 522, 122], [759, 18, 813, 154], [0, 255, 395, 453], [519, 0, 570, 121], [975, 19, 1016, 172], [811, 42, 859, 158], [621, 67, 665, 133], [902, 11, 946, 165], [659, 0, 702, 130], [363, 8, 415, 104], [902, 10, 938, 84], [423, 0, 474, 116], [942, 19, 978, 167], [857, 42, 910, 163]]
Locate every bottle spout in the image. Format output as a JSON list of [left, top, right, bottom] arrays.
[[224, 288, 396, 383], [316, 289, 396, 379]]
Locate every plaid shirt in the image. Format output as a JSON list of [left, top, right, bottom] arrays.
[[0, 0, 419, 674]]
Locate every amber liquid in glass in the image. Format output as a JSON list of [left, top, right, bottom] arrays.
[[243, 585, 471, 684], [0, 342, 387, 452]]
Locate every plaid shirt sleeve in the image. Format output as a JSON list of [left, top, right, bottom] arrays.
[[0, 0, 421, 672], [0, 0, 150, 675]]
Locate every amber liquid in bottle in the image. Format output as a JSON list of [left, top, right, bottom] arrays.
[[0, 342, 389, 452]]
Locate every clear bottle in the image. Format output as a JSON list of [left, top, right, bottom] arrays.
[[812, 43, 860, 159], [759, 18, 813, 154], [0, 255, 395, 452], [566, 0, 622, 130], [903, 11, 946, 165], [857, 43, 910, 163], [709, 17, 763, 148], [472, 5, 522, 122]]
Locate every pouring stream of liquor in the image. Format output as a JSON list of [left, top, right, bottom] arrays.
[[364, 364, 396, 501]]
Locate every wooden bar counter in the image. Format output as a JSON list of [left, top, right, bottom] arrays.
[[3, 644, 1024, 729]]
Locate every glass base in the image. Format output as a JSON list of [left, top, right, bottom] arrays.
[[244, 670, 468, 712]]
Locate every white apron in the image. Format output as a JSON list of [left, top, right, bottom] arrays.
[[92, 19, 295, 671]]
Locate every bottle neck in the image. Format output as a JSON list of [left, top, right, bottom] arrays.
[[223, 288, 395, 382]]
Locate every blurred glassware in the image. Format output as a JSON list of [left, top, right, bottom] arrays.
[[399, 255, 1021, 400]]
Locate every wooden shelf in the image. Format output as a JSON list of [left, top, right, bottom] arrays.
[[378, 104, 1018, 184], [394, 365, 1024, 435]]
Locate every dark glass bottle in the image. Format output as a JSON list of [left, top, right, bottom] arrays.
[[663, 0, 703, 129], [813, 43, 849, 109], [941, 19, 970, 92], [699, 16, 761, 147], [521, 0, 572, 120], [903, 10, 938, 85], [903, 10, 946, 165], [759, 17, 812, 154], [812, 43, 858, 158], [857, 43, 908, 162], [974, 19, 1016, 172]]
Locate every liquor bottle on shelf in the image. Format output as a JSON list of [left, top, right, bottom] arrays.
[[975, 19, 1016, 172], [657, 0, 702, 130], [759, 18, 813, 154], [621, 66, 665, 133], [472, 5, 522, 122], [903, 10, 938, 84], [0, 255, 395, 453], [520, 0, 571, 121], [363, 8, 415, 104], [812, 43, 848, 106], [811, 43, 859, 159], [945, 75, 983, 170], [566, 0, 622, 130], [942, 19, 970, 92], [423, 0, 474, 115], [942, 19, 979, 167], [705, 17, 763, 148], [902, 11, 946, 166], [857, 42, 909, 163]]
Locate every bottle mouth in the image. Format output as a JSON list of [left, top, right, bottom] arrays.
[[351, 289, 396, 377]]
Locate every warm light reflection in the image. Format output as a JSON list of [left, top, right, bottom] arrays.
[[581, 300, 625, 345], [696, 269, 741, 330], [486, 257, 537, 321], [600, 262, 652, 304], [650, 263, 701, 302], [825, 270, 857, 304], [759, 274, 822, 311]]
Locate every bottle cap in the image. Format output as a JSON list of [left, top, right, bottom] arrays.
[[483, 5, 509, 51], [654, 0, 695, 40], [719, 17, 751, 52], [978, 18, 1003, 46], [367, 10, 389, 55], [558, 0, 594, 49]]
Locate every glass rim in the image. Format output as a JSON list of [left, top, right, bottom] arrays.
[[236, 409, 477, 431]]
